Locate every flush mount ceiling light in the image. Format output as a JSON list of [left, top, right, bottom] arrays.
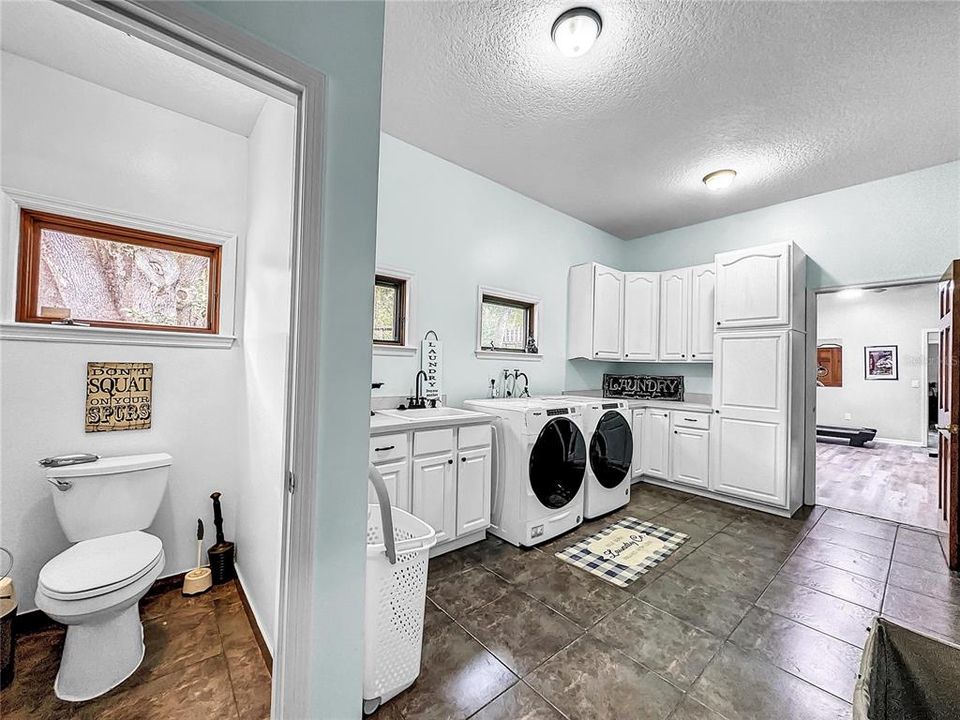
[[551, 7, 602, 58], [702, 169, 738, 191], [836, 288, 865, 300]]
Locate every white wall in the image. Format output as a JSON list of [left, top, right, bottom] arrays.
[[234, 98, 296, 650], [816, 283, 939, 444], [373, 134, 624, 407], [0, 53, 247, 613]]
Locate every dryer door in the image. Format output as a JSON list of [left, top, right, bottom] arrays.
[[528, 418, 586, 509], [590, 411, 633, 488]]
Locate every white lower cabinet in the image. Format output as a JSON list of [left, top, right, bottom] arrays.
[[372, 422, 492, 552], [412, 453, 456, 545], [456, 446, 491, 536], [640, 410, 670, 479], [367, 458, 410, 512], [670, 426, 709, 489]]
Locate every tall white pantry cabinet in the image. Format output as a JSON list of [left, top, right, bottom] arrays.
[[711, 242, 807, 513]]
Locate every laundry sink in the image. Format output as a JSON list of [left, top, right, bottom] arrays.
[[370, 412, 412, 429], [377, 407, 483, 421]]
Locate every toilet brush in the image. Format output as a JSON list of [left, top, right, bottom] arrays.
[[182, 519, 212, 595]]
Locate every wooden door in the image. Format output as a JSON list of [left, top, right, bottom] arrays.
[[938, 260, 960, 569], [689, 263, 716, 361], [715, 243, 791, 329], [456, 446, 491, 537], [623, 272, 660, 361], [592, 264, 624, 359], [659, 269, 689, 361]]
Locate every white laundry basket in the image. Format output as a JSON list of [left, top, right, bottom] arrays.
[[363, 465, 436, 715]]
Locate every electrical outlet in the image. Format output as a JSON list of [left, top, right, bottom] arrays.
[[844, 413, 852, 421]]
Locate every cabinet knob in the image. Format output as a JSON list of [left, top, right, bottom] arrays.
[[681, 354, 685, 358], [448, 459, 453, 464], [691, 354, 696, 358], [461, 457, 467, 462], [714, 409, 720, 414], [674, 430, 678, 434], [716, 321, 721, 326]]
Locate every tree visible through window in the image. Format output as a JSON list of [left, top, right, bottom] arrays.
[[373, 274, 406, 345], [480, 294, 534, 352], [16, 210, 221, 333]]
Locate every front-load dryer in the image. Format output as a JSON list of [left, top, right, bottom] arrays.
[[542, 396, 633, 519], [463, 398, 587, 546]]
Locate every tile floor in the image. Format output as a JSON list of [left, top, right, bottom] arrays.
[[816, 439, 944, 531], [376, 483, 960, 720], [0, 579, 271, 720]]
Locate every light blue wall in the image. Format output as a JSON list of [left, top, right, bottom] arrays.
[[193, 2, 384, 717], [623, 161, 960, 289], [374, 134, 625, 407]]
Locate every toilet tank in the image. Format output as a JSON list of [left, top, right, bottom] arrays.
[[46, 453, 172, 542]]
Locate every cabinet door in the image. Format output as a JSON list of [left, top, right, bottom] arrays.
[[367, 458, 410, 512], [592, 264, 624, 359], [640, 410, 670, 479], [659, 269, 689, 361], [456, 446, 491, 537], [689, 264, 716, 362], [670, 427, 709, 488], [715, 243, 791, 329], [412, 453, 456, 544], [711, 330, 789, 506], [623, 273, 660, 361], [632, 410, 645, 478]]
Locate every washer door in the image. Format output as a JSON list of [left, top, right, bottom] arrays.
[[589, 411, 633, 489], [529, 417, 586, 509]]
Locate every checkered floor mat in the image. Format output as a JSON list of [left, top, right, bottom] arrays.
[[555, 516, 689, 587]]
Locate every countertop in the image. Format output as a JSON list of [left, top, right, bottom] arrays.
[[564, 389, 714, 413], [369, 408, 494, 435]]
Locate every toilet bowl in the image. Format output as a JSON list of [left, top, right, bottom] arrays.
[[35, 453, 171, 701]]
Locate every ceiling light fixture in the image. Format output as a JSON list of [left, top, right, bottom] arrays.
[[702, 169, 737, 191], [551, 7, 602, 58], [836, 288, 865, 300]]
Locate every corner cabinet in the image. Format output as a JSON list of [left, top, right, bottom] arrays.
[[568, 263, 624, 360], [371, 422, 492, 555]]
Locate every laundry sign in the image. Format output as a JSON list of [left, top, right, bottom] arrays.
[[85, 362, 153, 433], [421, 332, 442, 400]]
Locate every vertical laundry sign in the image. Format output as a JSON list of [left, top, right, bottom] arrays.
[[421, 331, 442, 401]]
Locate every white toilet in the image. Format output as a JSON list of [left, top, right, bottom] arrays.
[[35, 453, 172, 701]]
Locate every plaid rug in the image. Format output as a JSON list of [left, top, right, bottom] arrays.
[[555, 516, 689, 588]]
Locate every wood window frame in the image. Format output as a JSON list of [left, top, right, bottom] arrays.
[[16, 209, 222, 334], [478, 288, 538, 354], [373, 273, 408, 346]]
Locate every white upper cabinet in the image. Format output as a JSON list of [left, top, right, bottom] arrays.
[[658, 268, 689, 361], [715, 242, 804, 330], [592, 264, 624, 359], [688, 264, 716, 362], [623, 272, 660, 361]]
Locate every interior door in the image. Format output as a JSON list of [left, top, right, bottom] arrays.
[[623, 272, 660, 361], [938, 260, 960, 569], [592, 265, 624, 359]]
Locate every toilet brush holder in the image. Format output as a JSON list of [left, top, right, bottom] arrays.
[[182, 567, 212, 595]]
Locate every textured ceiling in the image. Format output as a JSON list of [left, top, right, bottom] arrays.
[[1, 0, 267, 137], [381, 1, 960, 239]]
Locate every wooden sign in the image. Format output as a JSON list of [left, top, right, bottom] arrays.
[[603, 374, 685, 401], [86, 362, 153, 432], [421, 337, 442, 400]]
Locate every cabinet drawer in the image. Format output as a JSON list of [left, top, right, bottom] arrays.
[[370, 433, 408, 463], [672, 412, 711, 430], [458, 423, 492, 450], [415, 428, 454, 456]]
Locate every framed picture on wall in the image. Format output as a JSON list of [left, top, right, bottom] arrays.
[[864, 345, 898, 380]]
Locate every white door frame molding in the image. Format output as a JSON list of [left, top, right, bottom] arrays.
[[64, 2, 328, 716]]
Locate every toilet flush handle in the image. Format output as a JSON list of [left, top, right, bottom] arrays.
[[46, 478, 73, 492]]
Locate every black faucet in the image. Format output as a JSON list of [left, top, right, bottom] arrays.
[[515, 371, 530, 398], [407, 370, 428, 409]]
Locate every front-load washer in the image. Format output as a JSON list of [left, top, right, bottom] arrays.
[[542, 396, 634, 519], [463, 398, 587, 547]]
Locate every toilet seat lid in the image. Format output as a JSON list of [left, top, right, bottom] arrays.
[[39, 531, 163, 600]]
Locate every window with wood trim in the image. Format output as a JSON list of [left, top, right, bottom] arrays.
[[480, 292, 536, 352], [373, 273, 407, 345], [16, 210, 222, 333]]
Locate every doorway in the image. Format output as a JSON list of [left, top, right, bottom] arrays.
[[813, 282, 944, 531]]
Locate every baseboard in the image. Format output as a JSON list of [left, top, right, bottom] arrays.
[[874, 437, 925, 448], [233, 567, 273, 673]]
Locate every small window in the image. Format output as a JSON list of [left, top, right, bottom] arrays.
[[373, 273, 407, 345], [479, 290, 537, 353], [16, 209, 221, 333]]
